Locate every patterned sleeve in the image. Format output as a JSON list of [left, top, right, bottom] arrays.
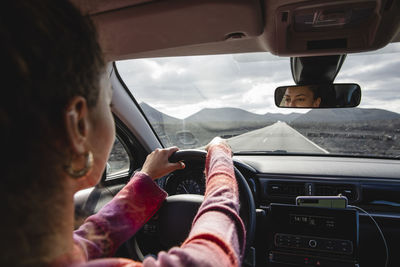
[[73, 172, 167, 260], [142, 144, 246, 267], [73, 145, 245, 267]]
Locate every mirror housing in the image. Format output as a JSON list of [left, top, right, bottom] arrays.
[[275, 83, 361, 108]]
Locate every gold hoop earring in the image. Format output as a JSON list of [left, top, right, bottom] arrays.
[[64, 151, 94, 178]]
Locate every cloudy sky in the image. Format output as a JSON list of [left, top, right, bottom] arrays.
[[116, 43, 400, 119]]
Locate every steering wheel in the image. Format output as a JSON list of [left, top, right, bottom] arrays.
[[132, 149, 256, 260]]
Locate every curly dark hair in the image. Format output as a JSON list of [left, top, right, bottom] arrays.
[[0, 0, 106, 264], [310, 84, 337, 107], [1, 0, 105, 188], [307, 85, 322, 100]]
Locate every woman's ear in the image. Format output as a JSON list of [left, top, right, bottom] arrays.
[[64, 96, 90, 155]]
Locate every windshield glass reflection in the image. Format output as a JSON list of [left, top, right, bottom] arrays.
[[116, 43, 400, 158]]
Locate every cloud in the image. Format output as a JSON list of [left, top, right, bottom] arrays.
[[116, 43, 400, 119], [336, 46, 400, 110]]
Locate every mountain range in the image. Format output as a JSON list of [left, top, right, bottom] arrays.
[[140, 102, 400, 125]]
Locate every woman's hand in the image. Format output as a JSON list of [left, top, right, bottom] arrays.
[[141, 147, 185, 180], [205, 137, 231, 152]]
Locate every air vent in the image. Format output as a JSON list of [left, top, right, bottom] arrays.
[[315, 183, 357, 202], [267, 182, 305, 197]]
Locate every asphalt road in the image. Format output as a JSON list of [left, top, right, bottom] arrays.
[[227, 121, 329, 154]]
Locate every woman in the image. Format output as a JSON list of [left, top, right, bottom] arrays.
[[282, 86, 322, 108], [0, 1, 245, 266]]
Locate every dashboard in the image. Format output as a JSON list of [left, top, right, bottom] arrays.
[[158, 155, 400, 267], [76, 154, 400, 266]]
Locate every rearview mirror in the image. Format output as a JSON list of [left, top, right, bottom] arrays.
[[274, 83, 361, 108]]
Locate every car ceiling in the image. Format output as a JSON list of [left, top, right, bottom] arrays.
[[71, 0, 400, 61]]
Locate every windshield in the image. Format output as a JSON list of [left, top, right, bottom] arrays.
[[116, 43, 400, 158]]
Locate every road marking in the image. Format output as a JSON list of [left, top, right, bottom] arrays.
[[227, 121, 329, 154]]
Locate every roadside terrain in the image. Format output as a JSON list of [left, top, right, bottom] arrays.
[[139, 103, 400, 158]]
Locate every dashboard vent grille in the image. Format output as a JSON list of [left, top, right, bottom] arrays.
[[267, 182, 305, 197], [315, 183, 357, 202]]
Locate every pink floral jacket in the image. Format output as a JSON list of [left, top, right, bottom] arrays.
[[59, 145, 245, 266]]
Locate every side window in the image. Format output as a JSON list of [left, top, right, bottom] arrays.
[[105, 137, 131, 181]]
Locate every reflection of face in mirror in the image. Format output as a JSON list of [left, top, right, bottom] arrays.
[[283, 86, 321, 108], [275, 83, 361, 108]]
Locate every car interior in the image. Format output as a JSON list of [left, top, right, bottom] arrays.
[[72, 0, 400, 266]]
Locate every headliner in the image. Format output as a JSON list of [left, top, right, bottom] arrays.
[[71, 0, 400, 61]]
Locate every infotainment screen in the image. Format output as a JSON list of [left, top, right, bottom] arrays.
[[266, 204, 359, 267], [290, 214, 336, 229]]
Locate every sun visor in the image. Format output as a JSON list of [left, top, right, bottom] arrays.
[[71, 0, 155, 15], [91, 0, 263, 60]]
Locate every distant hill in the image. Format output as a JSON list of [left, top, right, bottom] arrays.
[[139, 102, 180, 124], [186, 107, 264, 122], [294, 108, 400, 123], [186, 107, 301, 123], [139, 103, 399, 126], [263, 112, 302, 123]]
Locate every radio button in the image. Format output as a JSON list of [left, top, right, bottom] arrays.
[[309, 239, 317, 248], [324, 240, 335, 250]]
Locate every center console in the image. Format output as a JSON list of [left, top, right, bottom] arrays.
[[265, 204, 359, 267]]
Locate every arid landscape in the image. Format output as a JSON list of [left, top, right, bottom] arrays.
[[134, 103, 400, 158]]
